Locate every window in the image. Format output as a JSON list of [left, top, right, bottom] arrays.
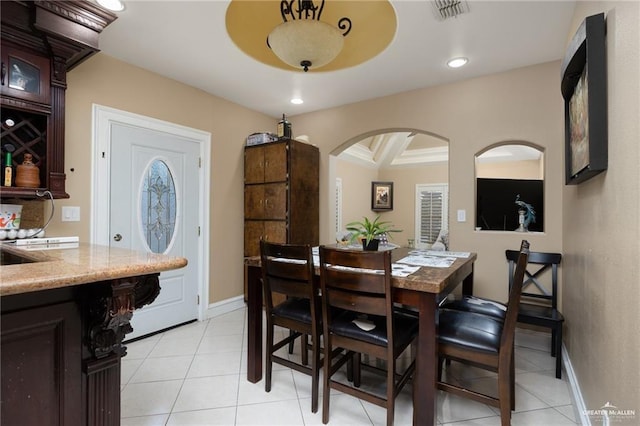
[[415, 184, 448, 248], [140, 159, 177, 254]]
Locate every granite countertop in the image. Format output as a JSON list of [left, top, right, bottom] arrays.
[[0, 243, 188, 296]]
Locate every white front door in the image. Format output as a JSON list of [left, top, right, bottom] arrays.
[[93, 105, 211, 340], [109, 123, 201, 339]]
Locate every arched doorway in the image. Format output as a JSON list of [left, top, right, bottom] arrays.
[[329, 128, 449, 248]]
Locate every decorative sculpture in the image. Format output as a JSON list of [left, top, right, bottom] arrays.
[[515, 194, 536, 232]]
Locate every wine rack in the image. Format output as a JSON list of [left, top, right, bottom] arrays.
[[1, 108, 48, 197]]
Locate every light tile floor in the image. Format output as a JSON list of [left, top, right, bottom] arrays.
[[121, 307, 579, 425]]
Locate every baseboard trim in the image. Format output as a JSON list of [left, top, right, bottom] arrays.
[[205, 295, 245, 319], [563, 342, 590, 425]]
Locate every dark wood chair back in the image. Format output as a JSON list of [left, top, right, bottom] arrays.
[[320, 247, 393, 320], [506, 248, 564, 378], [500, 241, 531, 357], [260, 240, 322, 412], [319, 246, 417, 426], [437, 240, 530, 426], [506, 250, 562, 309], [261, 241, 317, 312]]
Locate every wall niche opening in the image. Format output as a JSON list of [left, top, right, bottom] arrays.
[[475, 143, 544, 232]]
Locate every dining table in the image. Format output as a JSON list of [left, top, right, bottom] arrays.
[[244, 245, 477, 426]]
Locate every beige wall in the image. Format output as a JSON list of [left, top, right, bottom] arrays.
[[294, 60, 564, 304], [562, 1, 640, 415], [62, 55, 562, 302], [476, 158, 542, 179], [53, 54, 273, 303], [49, 6, 639, 413], [336, 157, 448, 246], [335, 157, 378, 234], [377, 164, 449, 246], [58, 57, 564, 307], [55, 50, 563, 308]]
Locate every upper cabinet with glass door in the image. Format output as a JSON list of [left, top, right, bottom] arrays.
[[0, 1, 116, 200], [1, 44, 51, 106]]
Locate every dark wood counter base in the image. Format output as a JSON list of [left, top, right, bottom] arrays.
[[1, 274, 159, 426]]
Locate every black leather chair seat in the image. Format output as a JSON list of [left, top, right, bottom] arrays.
[[438, 309, 504, 354], [435, 241, 531, 424], [330, 311, 419, 348], [442, 296, 506, 321], [519, 303, 565, 323], [273, 298, 313, 324]]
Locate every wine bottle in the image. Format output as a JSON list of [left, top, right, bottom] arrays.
[[3, 152, 12, 187], [277, 114, 292, 139]]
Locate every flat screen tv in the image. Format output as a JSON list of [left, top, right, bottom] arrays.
[[476, 178, 544, 232]]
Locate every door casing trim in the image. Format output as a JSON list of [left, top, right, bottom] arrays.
[[91, 104, 211, 322]]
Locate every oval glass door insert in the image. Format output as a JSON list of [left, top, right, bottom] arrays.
[[140, 159, 177, 253]]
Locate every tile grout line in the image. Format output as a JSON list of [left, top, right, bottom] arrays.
[[235, 309, 249, 425], [120, 309, 578, 425], [166, 319, 210, 424]]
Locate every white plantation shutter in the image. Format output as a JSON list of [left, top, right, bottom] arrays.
[[420, 191, 443, 243], [415, 184, 448, 246]]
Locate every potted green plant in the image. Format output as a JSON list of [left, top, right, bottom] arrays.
[[345, 215, 402, 251]]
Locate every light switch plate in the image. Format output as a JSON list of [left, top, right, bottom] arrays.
[[62, 206, 80, 222], [457, 209, 466, 222]]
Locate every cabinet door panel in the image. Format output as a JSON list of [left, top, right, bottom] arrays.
[[263, 143, 288, 182], [263, 183, 287, 219], [263, 221, 287, 244], [244, 146, 265, 184], [244, 221, 263, 257], [244, 221, 287, 257], [244, 185, 264, 219], [1, 301, 81, 425]]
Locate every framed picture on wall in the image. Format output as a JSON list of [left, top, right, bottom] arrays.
[[371, 181, 393, 211], [561, 12, 607, 185]]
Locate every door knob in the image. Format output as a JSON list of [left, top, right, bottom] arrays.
[[113, 233, 123, 242]]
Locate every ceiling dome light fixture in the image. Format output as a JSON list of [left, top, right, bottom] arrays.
[[447, 57, 468, 68], [267, 0, 352, 72], [290, 98, 304, 105], [226, 1, 396, 72]]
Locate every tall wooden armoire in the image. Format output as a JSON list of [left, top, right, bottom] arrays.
[[244, 139, 319, 257]]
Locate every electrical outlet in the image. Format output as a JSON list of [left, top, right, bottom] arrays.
[[457, 209, 466, 222], [62, 206, 80, 222]]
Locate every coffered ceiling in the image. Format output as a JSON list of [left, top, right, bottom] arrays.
[[339, 132, 450, 168]]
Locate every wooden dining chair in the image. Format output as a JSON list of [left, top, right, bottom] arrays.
[[437, 240, 530, 426], [318, 246, 418, 426], [508, 249, 564, 379], [442, 249, 564, 378], [260, 241, 322, 413]]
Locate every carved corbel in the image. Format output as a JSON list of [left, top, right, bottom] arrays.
[[86, 274, 160, 359]]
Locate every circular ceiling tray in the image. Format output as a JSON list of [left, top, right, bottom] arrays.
[[226, 0, 397, 72]]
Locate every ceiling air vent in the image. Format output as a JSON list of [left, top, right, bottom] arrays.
[[430, 0, 469, 21]]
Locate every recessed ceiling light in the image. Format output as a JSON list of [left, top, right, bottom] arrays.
[[447, 57, 468, 68], [97, 0, 125, 12], [290, 98, 304, 105]]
